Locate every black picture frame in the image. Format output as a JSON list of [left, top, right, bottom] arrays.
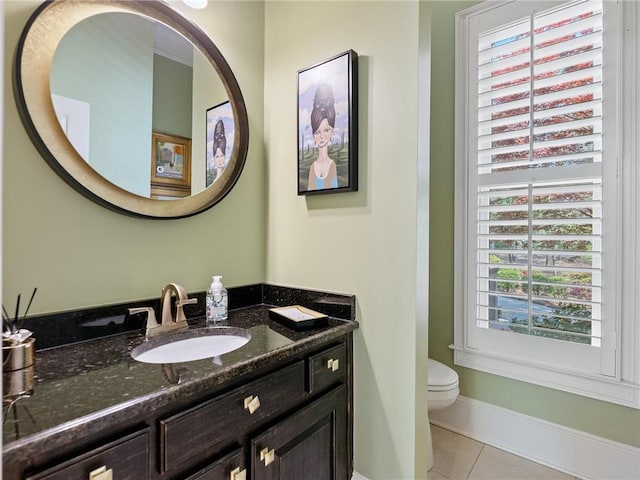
[[206, 101, 234, 188], [297, 49, 358, 195]]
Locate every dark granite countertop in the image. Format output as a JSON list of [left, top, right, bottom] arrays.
[[2, 285, 357, 466]]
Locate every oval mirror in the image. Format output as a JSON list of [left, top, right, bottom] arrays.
[[14, 0, 249, 219]]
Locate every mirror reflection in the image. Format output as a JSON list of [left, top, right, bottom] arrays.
[[50, 12, 229, 199], [15, 0, 249, 218]]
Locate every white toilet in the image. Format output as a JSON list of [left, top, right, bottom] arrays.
[[427, 358, 459, 471]]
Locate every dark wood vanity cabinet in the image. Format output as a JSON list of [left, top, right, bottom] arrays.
[[171, 338, 351, 480], [160, 361, 307, 474], [17, 334, 352, 480], [185, 384, 347, 480]]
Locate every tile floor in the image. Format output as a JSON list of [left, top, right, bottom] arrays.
[[429, 424, 582, 480]]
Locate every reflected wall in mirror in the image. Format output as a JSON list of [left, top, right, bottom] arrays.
[[14, 0, 249, 218]]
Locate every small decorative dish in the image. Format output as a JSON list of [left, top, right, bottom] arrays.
[[269, 305, 328, 331]]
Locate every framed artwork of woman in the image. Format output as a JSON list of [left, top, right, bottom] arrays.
[[297, 50, 358, 195], [206, 101, 235, 188]]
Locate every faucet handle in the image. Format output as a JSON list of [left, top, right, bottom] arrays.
[[177, 298, 198, 307], [175, 297, 198, 323], [128, 307, 159, 335]]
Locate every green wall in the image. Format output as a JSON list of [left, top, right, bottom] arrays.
[[264, 2, 429, 478], [153, 54, 193, 138], [3, 1, 266, 314], [428, 0, 640, 449]]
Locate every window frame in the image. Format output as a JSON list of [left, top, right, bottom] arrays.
[[453, 0, 640, 408]]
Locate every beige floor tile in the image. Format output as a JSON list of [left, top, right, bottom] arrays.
[[430, 425, 484, 480], [428, 470, 451, 480], [468, 445, 574, 480], [427, 470, 451, 480]]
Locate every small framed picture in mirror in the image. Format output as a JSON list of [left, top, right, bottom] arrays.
[[206, 101, 235, 188], [297, 49, 358, 195], [151, 132, 192, 198]]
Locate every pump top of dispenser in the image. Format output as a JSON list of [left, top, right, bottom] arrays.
[[211, 276, 223, 291]]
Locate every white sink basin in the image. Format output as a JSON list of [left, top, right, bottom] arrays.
[[131, 327, 251, 364]]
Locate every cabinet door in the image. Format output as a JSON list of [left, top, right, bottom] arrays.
[[251, 385, 347, 480]]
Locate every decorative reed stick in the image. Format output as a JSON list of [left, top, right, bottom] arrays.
[[2, 288, 37, 338], [20, 288, 37, 330]]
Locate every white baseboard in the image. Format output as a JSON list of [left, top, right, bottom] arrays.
[[429, 395, 640, 480]]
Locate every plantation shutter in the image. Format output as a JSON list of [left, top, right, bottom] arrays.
[[474, 0, 608, 354]]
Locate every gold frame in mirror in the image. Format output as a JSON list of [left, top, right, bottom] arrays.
[[13, 0, 249, 219]]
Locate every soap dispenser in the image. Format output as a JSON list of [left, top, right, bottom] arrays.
[[206, 275, 228, 323]]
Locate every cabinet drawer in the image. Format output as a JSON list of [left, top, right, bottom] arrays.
[[307, 343, 346, 394], [185, 448, 245, 480], [25, 429, 149, 480], [160, 360, 305, 473]]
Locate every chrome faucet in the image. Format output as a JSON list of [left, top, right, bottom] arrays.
[[129, 283, 197, 337]]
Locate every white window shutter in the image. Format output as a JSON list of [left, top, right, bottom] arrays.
[[465, 0, 617, 377]]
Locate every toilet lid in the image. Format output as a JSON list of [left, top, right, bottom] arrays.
[[428, 359, 459, 391]]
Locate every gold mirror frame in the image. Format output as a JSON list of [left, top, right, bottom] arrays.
[[13, 0, 249, 219]]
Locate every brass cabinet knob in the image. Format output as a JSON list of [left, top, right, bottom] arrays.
[[260, 447, 275, 466], [230, 466, 247, 480], [327, 358, 340, 372], [89, 466, 113, 480], [244, 395, 261, 414]]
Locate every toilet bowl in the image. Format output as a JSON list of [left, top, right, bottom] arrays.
[[427, 358, 459, 471]]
